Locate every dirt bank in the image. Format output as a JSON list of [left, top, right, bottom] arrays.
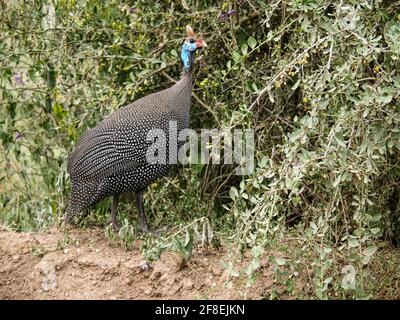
[[0, 226, 272, 300]]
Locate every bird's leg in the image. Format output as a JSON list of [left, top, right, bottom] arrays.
[[111, 194, 120, 231], [135, 190, 149, 232]]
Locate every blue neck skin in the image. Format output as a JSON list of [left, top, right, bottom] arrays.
[[181, 42, 197, 73]]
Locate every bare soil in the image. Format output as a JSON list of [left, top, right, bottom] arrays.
[[0, 226, 273, 300]]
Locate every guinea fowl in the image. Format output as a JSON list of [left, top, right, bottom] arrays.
[[64, 26, 207, 231]]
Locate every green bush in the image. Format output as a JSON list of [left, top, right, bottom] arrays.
[[1, 0, 399, 298]]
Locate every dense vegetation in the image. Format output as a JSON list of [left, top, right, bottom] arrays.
[[1, 0, 399, 299]]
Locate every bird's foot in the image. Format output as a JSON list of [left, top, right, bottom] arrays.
[[152, 226, 169, 235], [60, 221, 75, 231], [139, 225, 168, 236], [111, 220, 121, 232], [139, 223, 149, 233]]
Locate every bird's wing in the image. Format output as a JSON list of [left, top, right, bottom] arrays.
[[67, 116, 158, 181], [67, 87, 175, 181]]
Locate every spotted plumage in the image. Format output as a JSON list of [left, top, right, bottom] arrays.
[[64, 26, 207, 231]]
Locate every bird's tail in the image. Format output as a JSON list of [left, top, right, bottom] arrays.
[[63, 196, 85, 224], [63, 181, 99, 223], [63, 202, 80, 223]]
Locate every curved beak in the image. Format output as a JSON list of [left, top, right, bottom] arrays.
[[197, 39, 208, 48]]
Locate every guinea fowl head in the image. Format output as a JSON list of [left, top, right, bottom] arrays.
[[181, 25, 207, 73]]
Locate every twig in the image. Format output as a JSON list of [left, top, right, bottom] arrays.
[[250, 31, 341, 110], [1, 86, 47, 94], [179, 0, 190, 11], [134, 61, 176, 88]]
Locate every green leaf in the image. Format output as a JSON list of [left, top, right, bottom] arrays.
[[348, 239, 359, 248], [232, 50, 241, 62], [46, 63, 56, 89], [247, 36, 257, 49], [363, 245, 378, 256], [376, 95, 392, 104], [324, 276, 333, 284], [291, 79, 300, 90], [241, 44, 248, 56], [310, 221, 318, 231], [268, 89, 275, 103], [370, 227, 380, 234], [230, 269, 240, 277], [222, 204, 230, 211], [250, 196, 258, 204], [362, 255, 371, 265], [333, 175, 342, 187], [370, 214, 382, 222], [259, 156, 267, 168], [52, 103, 63, 118], [229, 187, 239, 200]]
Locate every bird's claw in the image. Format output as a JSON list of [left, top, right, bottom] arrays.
[[111, 220, 121, 232]]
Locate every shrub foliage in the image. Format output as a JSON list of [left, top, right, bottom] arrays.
[[1, 0, 399, 298]]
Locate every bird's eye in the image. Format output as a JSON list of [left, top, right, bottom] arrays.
[[189, 39, 195, 44]]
